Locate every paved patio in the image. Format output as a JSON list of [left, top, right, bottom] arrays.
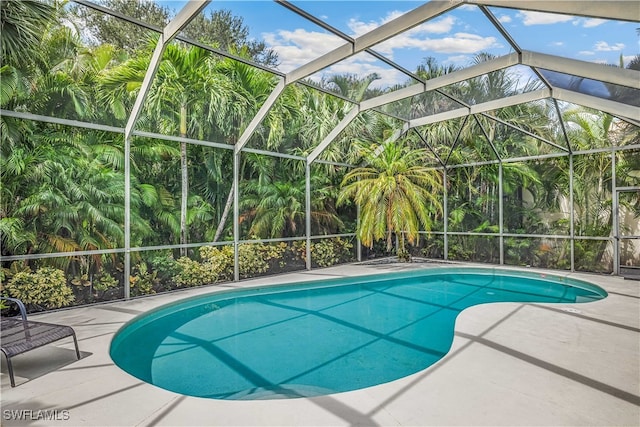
[[1, 262, 639, 426]]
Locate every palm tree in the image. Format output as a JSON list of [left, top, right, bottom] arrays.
[[338, 139, 443, 255], [210, 56, 296, 242], [101, 42, 233, 253], [240, 167, 343, 239], [1, 0, 56, 70]]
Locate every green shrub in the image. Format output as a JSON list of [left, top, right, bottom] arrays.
[[238, 243, 287, 277], [173, 256, 217, 287], [147, 251, 180, 282], [296, 238, 353, 267], [130, 263, 158, 296], [94, 272, 119, 293], [3, 267, 75, 310], [173, 246, 233, 287], [201, 245, 234, 280]]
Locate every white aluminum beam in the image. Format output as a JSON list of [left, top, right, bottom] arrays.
[[552, 87, 640, 121], [466, 1, 638, 22], [360, 53, 519, 112], [286, 1, 459, 84], [619, 116, 640, 128], [410, 108, 469, 128], [124, 42, 166, 139], [409, 88, 551, 128], [470, 88, 551, 114], [235, 78, 286, 153], [360, 84, 425, 111], [355, 1, 460, 51], [0, 109, 124, 133], [307, 106, 360, 164], [285, 43, 353, 85], [164, 1, 209, 41], [425, 52, 519, 92], [522, 51, 640, 89]]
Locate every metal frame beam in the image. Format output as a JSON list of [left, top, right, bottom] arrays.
[[409, 88, 551, 128], [164, 1, 209, 41], [552, 87, 640, 121], [361, 53, 519, 112], [466, 0, 639, 22], [413, 128, 446, 168], [410, 108, 469, 128], [471, 88, 551, 114], [123, 2, 209, 139], [285, 1, 458, 84], [522, 51, 640, 89], [478, 5, 522, 54], [235, 78, 286, 153], [121, 1, 207, 297], [307, 107, 360, 164], [0, 110, 124, 133]]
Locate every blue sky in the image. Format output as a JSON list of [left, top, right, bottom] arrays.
[[163, 1, 639, 89]]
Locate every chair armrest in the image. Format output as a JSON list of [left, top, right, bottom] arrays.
[[0, 297, 28, 321]]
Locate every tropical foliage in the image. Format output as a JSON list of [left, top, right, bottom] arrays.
[[338, 140, 443, 254], [1, 1, 638, 310]]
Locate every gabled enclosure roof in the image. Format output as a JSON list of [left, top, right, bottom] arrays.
[[89, 0, 638, 163]]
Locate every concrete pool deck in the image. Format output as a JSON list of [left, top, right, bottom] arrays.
[[1, 262, 639, 426]]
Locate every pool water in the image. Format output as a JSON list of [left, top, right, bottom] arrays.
[[109, 268, 606, 400]]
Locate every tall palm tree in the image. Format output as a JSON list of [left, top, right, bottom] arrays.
[[210, 56, 296, 242], [101, 42, 233, 253], [338, 139, 442, 253]]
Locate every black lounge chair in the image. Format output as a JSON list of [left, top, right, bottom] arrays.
[[1, 297, 80, 387]]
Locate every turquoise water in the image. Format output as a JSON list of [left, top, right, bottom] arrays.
[[109, 268, 606, 400]]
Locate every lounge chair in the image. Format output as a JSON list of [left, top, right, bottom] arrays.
[[1, 297, 80, 387]]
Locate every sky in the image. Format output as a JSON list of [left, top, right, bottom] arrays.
[[161, 1, 639, 90]]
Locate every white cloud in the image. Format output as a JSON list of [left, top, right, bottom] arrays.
[[582, 18, 606, 28], [498, 15, 512, 24], [262, 10, 500, 82], [517, 11, 573, 26], [457, 4, 477, 11], [346, 10, 406, 37], [262, 29, 345, 73], [622, 55, 636, 67], [374, 33, 499, 57], [551, 42, 564, 47], [578, 50, 595, 56], [415, 16, 457, 34], [348, 12, 496, 59], [347, 13, 456, 38], [594, 41, 625, 51]]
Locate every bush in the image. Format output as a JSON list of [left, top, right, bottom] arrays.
[[173, 256, 219, 287], [3, 267, 75, 310], [239, 242, 287, 277], [173, 246, 233, 287], [296, 238, 354, 267], [130, 263, 159, 296], [146, 251, 180, 282]]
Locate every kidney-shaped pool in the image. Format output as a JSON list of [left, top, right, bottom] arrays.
[[110, 267, 606, 400]]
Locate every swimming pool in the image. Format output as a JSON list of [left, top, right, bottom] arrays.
[[110, 267, 606, 400]]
